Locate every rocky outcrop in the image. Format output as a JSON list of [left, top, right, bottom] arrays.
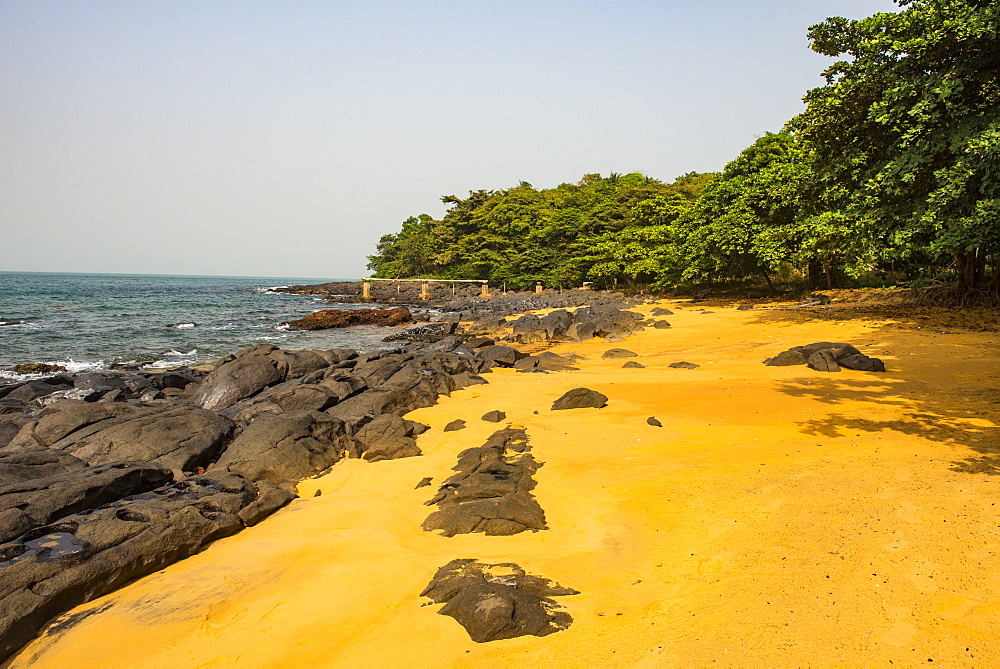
[[764, 342, 886, 372], [0, 471, 257, 662], [421, 559, 577, 642], [0, 450, 87, 486], [283, 307, 412, 331], [6, 402, 233, 476], [351, 414, 423, 462], [423, 428, 545, 537], [0, 461, 173, 544], [212, 411, 349, 491]]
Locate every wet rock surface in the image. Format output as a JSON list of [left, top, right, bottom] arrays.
[[423, 428, 546, 537], [283, 306, 412, 331], [421, 559, 577, 642]]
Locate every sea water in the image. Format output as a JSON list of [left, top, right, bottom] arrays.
[[0, 272, 398, 380]]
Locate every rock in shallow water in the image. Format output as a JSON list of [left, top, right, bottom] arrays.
[[421, 558, 577, 642]]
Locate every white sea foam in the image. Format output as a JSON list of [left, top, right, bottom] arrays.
[[0, 358, 107, 382], [257, 285, 289, 294], [171, 323, 196, 329], [276, 323, 291, 331]]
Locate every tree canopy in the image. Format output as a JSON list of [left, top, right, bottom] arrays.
[[368, 0, 1000, 300]]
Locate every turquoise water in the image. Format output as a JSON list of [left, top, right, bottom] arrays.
[[0, 272, 392, 378]]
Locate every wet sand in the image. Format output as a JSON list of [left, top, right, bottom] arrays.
[[9, 300, 1000, 667]]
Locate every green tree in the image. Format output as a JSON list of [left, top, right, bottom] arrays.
[[795, 0, 1000, 298]]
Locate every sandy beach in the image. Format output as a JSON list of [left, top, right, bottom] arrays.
[[9, 298, 1000, 667]]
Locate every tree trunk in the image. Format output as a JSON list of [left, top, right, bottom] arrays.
[[808, 260, 822, 290], [762, 270, 776, 295], [824, 263, 833, 290]]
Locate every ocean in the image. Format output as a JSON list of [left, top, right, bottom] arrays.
[[0, 272, 397, 380]]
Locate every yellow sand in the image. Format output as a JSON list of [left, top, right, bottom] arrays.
[[9, 301, 1000, 667]]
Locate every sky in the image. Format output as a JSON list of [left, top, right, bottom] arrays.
[[2, 0, 900, 279]]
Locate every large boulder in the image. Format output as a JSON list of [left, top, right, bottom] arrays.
[[6, 403, 233, 476], [191, 351, 284, 410], [0, 471, 256, 663], [0, 461, 173, 544], [551, 388, 608, 410], [212, 411, 349, 490], [351, 414, 422, 462], [477, 345, 525, 367], [421, 559, 577, 643]]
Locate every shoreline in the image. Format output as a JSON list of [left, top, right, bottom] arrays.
[[6, 295, 1000, 665]]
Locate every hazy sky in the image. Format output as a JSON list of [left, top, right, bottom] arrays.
[[3, 0, 899, 279]]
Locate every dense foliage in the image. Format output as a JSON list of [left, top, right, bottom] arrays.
[[369, 0, 999, 299]]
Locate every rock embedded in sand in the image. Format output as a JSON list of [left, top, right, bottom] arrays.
[[423, 427, 546, 536], [647, 417, 663, 427], [601, 348, 637, 359], [421, 559, 577, 643], [651, 307, 674, 316], [351, 414, 423, 462], [652, 320, 672, 329], [551, 388, 608, 410], [481, 410, 507, 423], [763, 342, 885, 372], [444, 419, 467, 432], [283, 306, 412, 331], [622, 361, 645, 369], [477, 345, 525, 367], [669, 361, 700, 369]]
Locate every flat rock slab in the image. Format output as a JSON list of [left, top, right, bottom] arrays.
[[421, 559, 577, 642], [551, 388, 608, 410], [669, 361, 700, 369], [0, 450, 87, 487], [6, 403, 233, 476], [0, 461, 173, 544], [283, 307, 412, 331], [622, 361, 645, 369], [423, 428, 545, 537], [0, 471, 257, 663]]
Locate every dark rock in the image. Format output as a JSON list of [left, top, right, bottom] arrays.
[[0, 461, 173, 544], [807, 349, 841, 373], [283, 307, 412, 331], [622, 361, 645, 369], [763, 349, 807, 366], [423, 428, 546, 537], [651, 307, 674, 316], [482, 427, 530, 453], [0, 399, 26, 415], [212, 411, 349, 491], [146, 369, 200, 390], [238, 480, 295, 527], [192, 353, 284, 410], [420, 559, 577, 643], [559, 321, 597, 343], [0, 471, 257, 662], [601, 348, 637, 359], [6, 402, 233, 476], [313, 489, 322, 496], [415, 477, 433, 489], [9, 363, 66, 375], [736, 304, 754, 311], [477, 345, 525, 367], [481, 410, 507, 423], [652, 320, 672, 329], [465, 337, 495, 349], [551, 388, 608, 410], [444, 420, 467, 432], [6, 381, 72, 403], [353, 414, 422, 462], [839, 353, 886, 372], [647, 417, 663, 427], [668, 361, 700, 369], [405, 420, 430, 436], [0, 450, 87, 487]]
